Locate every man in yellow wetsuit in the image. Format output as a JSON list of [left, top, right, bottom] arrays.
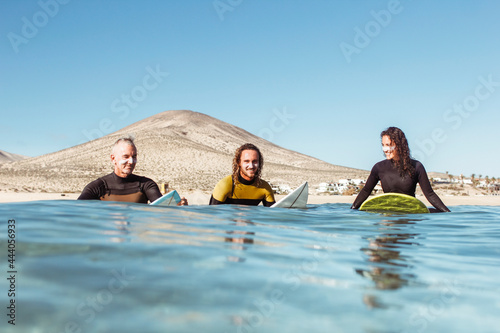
[[209, 143, 276, 207]]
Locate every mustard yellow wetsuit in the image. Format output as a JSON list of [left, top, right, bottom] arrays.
[[209, 175, 276, 207]]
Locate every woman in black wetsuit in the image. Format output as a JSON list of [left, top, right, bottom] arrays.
[[351, 127, 450, 212]]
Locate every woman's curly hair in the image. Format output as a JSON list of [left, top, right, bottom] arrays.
[[381, 127, 415, 178], [232, 143, 263, 186]]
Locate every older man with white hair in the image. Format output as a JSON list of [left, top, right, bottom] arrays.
[[78, 137, 187, 205]]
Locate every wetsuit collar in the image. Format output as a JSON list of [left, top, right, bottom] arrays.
[[238, 174, 255, 185], [113, 172, 134, 180]]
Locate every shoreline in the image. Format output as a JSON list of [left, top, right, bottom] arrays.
[[0, 191, 499, 206]]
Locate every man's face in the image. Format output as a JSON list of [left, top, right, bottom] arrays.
[[111, 143, 137, 177], [239, 149, 259, 181]]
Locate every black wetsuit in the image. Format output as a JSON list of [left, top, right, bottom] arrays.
[[209, 175, 276, 207], [351, 159, 450, 212], [78, 172, 162, 203]]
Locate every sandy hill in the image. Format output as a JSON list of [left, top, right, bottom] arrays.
[[0, 110, 368, 193], [0, 150, 28, 164], [427, 172, 468, 180]]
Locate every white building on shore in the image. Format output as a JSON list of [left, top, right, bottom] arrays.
[[317, 178, 383, 195], [317, 182, 349, 194]]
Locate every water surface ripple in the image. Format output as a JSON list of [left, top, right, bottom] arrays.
[[1, 200, 499, 332]]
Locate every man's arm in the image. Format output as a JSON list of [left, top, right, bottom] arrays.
[[77, 179, 105, 200], [209, 176, 232, 205], [209, 195, 225, 205], [262, 181, 276, 207], [262, 199, 276, 207], [142, 179, 162, 203]]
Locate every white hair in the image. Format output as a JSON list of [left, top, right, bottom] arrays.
[[111, 135, 136, 155]]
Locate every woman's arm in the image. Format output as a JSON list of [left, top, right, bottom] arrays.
[[416, 162, 450, 212], [351, 165, 379, 209]]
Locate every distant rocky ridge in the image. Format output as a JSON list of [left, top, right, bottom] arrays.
[[0, 110, 368, 193], [0, 150, 28, 164]]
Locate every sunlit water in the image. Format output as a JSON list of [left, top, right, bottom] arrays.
[[1, 200, 499, 333]]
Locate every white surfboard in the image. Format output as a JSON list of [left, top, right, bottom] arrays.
[[150, 190, 181, 206], [271, 182, 308, 208]]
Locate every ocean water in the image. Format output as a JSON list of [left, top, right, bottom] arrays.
[[1, 200, 499, 333]]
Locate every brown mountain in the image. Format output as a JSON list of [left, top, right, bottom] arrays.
[[0, 110, 368, 193]]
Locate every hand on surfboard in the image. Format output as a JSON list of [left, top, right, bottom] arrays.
[[150, 190, 186, 206]]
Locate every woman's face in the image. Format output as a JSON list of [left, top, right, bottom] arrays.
[[382, 135, 397, 160]]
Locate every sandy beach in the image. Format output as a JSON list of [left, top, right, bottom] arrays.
[[1, 191, 499, 206]]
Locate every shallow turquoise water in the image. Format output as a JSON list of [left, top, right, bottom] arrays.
[[1, 200, 499, 332]]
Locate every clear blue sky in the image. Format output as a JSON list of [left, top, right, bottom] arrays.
[[2, 0, 500, 178]]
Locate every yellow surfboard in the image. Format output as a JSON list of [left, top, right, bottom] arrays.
[[359, 193, 429, 214]]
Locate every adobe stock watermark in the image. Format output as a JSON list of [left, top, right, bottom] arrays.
[[7, 0, 71, 54], [213, 0, 244, 21], [408, 279, 462, 333], [79, 64, 169, 144], [258, 107, 295, 143], [235, 234, 337, 333], [412, 74, 499, 162], [54, 267, 135, 333], [339, 0, 404, 64]]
